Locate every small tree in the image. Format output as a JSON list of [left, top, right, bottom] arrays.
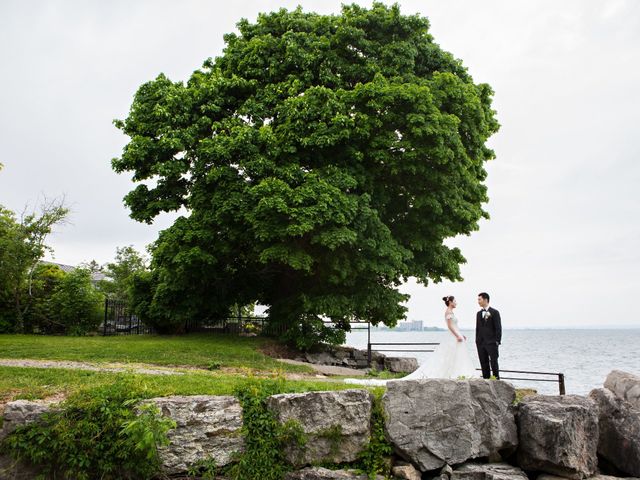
[[98, 246, 149, 302], [48, 268, 103, 335], [23, 263, 66, 333], [0, 199, 68, 332]]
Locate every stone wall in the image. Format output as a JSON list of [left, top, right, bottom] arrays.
[[2, 371, 640, 480]]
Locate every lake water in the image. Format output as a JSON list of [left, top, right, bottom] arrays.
[[344, 328, 640, 395]]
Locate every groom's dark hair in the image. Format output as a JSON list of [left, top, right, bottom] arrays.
[[478, 292, 490, 301]]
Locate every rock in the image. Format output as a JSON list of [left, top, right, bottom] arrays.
[[304, 352, 335, 365], [332, 346, 352, 360], [284, 466, 384, 479], [353, 349, 367, 361], [452, 462, 529, 480], [383, 379, 517, 472], [355, 358, 369, 368], [0, 400, 58, 480], [392, 463, 422, 480], [441, 464, 454, 477], [341, 358, 358, 368], [371, 350, 386, 362], [384, 357, 418, 374], [267, 389, 372, 466], [604, 370, 640, 409], [589, 388, 640, 477], [517, 395, 598, 479], [0, 399, 58, 442], [144, 395, 244, 475]]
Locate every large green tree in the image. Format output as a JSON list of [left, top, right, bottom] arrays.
[[113, 3, 499, 346]]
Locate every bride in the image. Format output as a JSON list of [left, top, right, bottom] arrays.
[[345, 295, 477, 386]]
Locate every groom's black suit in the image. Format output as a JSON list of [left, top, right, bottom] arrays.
[[475, 307, 502, 379]]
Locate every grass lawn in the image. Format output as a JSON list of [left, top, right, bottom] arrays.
[[0, 333, 311, 372], [0, 366, 360, 404], [0, 334, 368, 403]]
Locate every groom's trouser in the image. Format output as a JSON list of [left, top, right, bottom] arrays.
[[477, 343, 499, 379]]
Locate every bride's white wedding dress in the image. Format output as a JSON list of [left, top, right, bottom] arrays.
[[345, 311, 477, 386]]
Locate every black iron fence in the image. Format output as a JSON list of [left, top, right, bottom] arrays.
[[184, 316, 286, 337], [102, 299, 153, 335]]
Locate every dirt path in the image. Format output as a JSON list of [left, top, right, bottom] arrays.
[[276, 359, 367, 376], [0, 358, 367, 378], [0, 358, 187, 376]]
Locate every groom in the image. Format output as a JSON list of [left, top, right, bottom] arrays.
[[476, 292, 502, 379]]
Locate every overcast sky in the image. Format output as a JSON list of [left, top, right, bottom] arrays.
[[1, 1, 639, 329]]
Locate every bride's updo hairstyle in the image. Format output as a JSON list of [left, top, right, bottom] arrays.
[[442, 295, 454, 306]]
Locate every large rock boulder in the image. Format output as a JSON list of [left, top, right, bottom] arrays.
[[267, 389, 372, 466], [144, 395, 244, 475], [0, 400, 59, 480], [0, 400, 58, 442], [384, 357, 418, 374], [517, 395, 598, 479], [452, 462, 529, 480], [589, 388, 640, 477], [604, 370, 640, 409], [285, 467, 384, 479], [383, 379, 518, 472]]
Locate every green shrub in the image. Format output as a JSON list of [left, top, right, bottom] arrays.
[[1, 375, 175, 480], [357, 390, 394, 479], [229, 377, 292, 480], [48, 268, 103, 335], [188, 457, 218, 479], [207, 360, 222, 371]]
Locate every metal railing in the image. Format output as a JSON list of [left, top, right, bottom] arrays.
[[367, 342, 439, 364], [367, 341, 566, 395], [482, 369, 566, 395]]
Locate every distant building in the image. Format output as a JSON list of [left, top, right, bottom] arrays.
[[40, 261, 107, 284], [370, 320, 445, 332], [392, 319, 424, 331]]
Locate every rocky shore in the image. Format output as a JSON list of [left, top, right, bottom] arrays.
[[1, 370, 639, 480], [299, 344, 419, 374]]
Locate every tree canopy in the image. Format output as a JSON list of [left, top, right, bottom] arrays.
[[112, 3, 499, 346], [97, 245, 149, 302]]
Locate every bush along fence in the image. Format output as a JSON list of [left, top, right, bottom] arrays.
[[2, 370, 639, 480]]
